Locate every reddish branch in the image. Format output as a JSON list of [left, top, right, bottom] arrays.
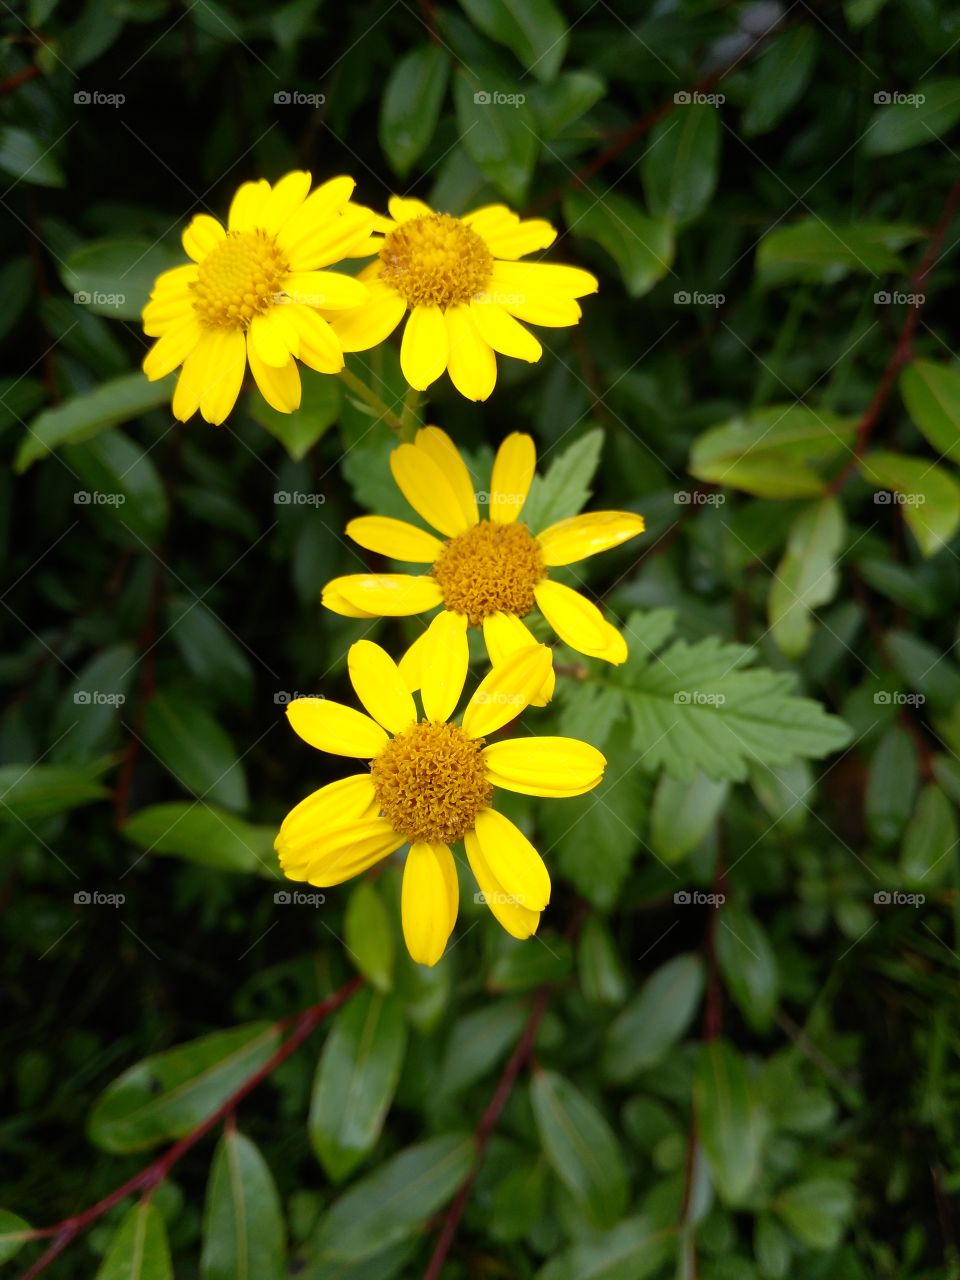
[[829, 174, 960, 494], [113, 568, 162, 827], [0, 66, 41, 97], [17, 977, 362, 1280]]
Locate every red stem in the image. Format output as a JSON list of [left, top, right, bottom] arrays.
[[0, 66, 41, 97], [18, 977, 362, 1280]]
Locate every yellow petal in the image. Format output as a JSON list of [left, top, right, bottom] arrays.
[[469, 807, 550, 912], [279, 815, 404, 887], [462, 644, 552, 738], [199, 328, 247, 425], [402, 842, 458, 966], [277, 775, 379, 852], [482, 736, 606, 797], [249, 309, 296, 367], [537, 511, 646, 565], [390, 443, 474, 537], [420, 610, 469, 723], [398, 626, 431, 693], [285, 305, 343, 374], [260, 170, 312, 233], [591, 624, 628, 665], [282, 202, 375, 272], [481, 612, 554, 707], [490, 432, 536, 524], [182, 213, 225, 263], [330, 279, 407, 352], [400, 305, 448, 390], [470, 300, 542, 363], [465, 822, 540, 939], [493, 260, 599, 298], [463, 205, 557, 259], [388, 195, 433, 223], [143, 294, 195, 338], [247, 334, 301, 413], [171, 331, 219, 422], [142, 314, 202, 380], [228, 179, 270, 232], [414, 427, 479, 528], [347, 639, 417, 734], [491, 264, 582, 327], [284, 270, 368, 310], [533, 580, 623, 661], [333, 573, 444, 616], [286, 696, 388, 757], [148, 263, 199, 298], [346, 515, 443, 563], [444, 304, 497, 401], [321, 583, 379, 618]]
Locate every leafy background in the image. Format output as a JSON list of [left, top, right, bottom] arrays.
[[3, 0, 960, 1276]]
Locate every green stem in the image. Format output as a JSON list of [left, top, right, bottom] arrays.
[[399, 385, 421, 438], [338, 367, 406, 434]]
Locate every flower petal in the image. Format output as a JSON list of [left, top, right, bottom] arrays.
[[493, 260, 599, 298], [463, 205, 557, 259], [142, 313, 202, 380], [470, 807, 550, 911], [331, 573, 444, 616], [228, 179, 271, 232], [400, 305, 448, 390], [470, 300, 542, 363], [286, 696, 388, 757], [398, 626, 431, 693], [285, 305, 343, 374], [402, 842, 458, 966], [247, 333, 301, 413], [534, 580, 626, 662], [465, 821, 540, 939], [462, 644, 553, 738], [414, 427, 479, 528], [278, 814, 404, 887], [537, 511, 646, 566], [284, 270, 368, 310], [330, 279, 407, 352], [491, 264, 583, 327], [390, 442, 474, 537], [260, 170, 312, 233], [444, 304, 497, 401], [199, 328, 247, 425], [490, 431, 536, 524], [420, 610, 469, 723], [277, 775, 379, 853], [249, 309, 296, 367], [282, 202, 375, 272], [182, 213, 225, 263], [321, 579, 380, 618], [346, 515, 443, 563], [483, 737, 606, 797], [347, 639, 417, 734], [481, 612, 555, 707], [171, 334, 212, 421], [388, 195, 433, 223]]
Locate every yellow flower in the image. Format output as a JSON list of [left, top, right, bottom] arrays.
[[322, 427, 645, 698], [326, 197, 598, 401], [276, 629, 605, 965], [142, 172, 374, 425]]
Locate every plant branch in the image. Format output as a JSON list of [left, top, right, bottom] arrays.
[[338, 366, 407, 434]]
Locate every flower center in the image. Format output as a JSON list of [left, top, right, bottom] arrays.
[[191, 229, 289, 329], [378, 213, 494, 310], [431, 520, 545, 627], [371, 720, 492, 845]]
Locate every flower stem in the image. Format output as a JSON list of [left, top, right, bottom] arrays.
[[338, 366, 406, 435]]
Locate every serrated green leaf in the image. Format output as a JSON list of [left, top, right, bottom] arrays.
[[522, 428, 605, 532], [249, 369, 341, 461]]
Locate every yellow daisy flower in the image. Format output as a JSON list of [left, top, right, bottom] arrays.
[[322, 427, 645, 697], [142, 172, 374, 425], [326, 196, 599, 401], [275, 628, 606, 966]]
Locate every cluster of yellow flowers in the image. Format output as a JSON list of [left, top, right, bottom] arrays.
[[143, 172, 645, 966]]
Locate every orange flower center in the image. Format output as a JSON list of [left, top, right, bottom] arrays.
[[191, 229, 288, 329], [431, 520, 545, 627], [379, 213, 494, 310]]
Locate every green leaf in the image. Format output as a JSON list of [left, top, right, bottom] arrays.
[[694, 1039, 764, 1203], [716, 905, 779, 1032], [866, 727, 918, 845], [742, 28, 819, 136], [529, 70, 605, 138], [649, 769, 729, 862], [457, 0, 568, 82], [0, 125, 65, 188], [487, 932, 573, 991], [166, 598, 254, 709], [0, 760, 110, 824], [313, 1134, 473, 1263], [249, 368, 341, 461], [62, 238, 183, 320], [612, 609, 852, 781], [201, 1130, 286, 1280], [900, 783, 958, 888], [863, 79, 960, 156], [490, 1160, 546, 1244], [144, 692, 248, 811], [439, 999, 528, 1096], [0, 257, 34, 345], [859, 450, 960, 557], [521, 427, 605, 532], [52, 644, 137, 763], [689, 405, 857, 498], [309, 990, 407, 1182], [768, 497, 846, 658], [563, 188, 674, 297], [536, 1216, 673, 1280], [774, 1178, 854, 1249], [63, 430, 169, 546], [577, 917, 628, 1005], [122, 802, 276, 875], [88, 1021, 281, 1152], [900, 358, 960, 462], [530, 1069, 628, 1226], [94, 1202, 172, 1280], [453, 67, 539, 204], [886, 630, 960, 711], [756, 219, 919, 286], [378, 44, 450, 176], [602, 953, 704, 1082], [344, 881, 395, 991], [16, 373, 175, 471], [0, 1210, 32, 1264], [642, 103, 720, 224]]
